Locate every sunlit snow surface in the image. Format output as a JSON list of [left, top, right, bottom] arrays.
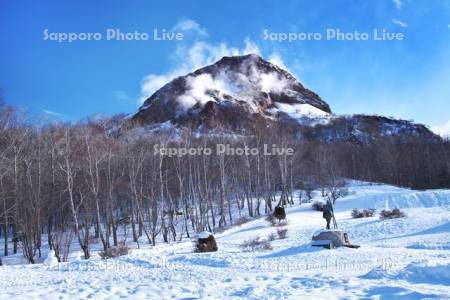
[[268, 102, 332, 126], [1, 182, 450, 299]]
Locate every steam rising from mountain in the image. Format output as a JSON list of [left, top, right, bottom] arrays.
[[129, 54, 437, 142]]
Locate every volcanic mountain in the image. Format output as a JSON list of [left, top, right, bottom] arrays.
[[129, 54, 437, 142]]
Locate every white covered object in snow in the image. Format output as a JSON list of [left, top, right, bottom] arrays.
[[70, 251, 83, 261], [198, 231, 212, 239], [311, 229, 359, 248], [43, 250, 58, 266]]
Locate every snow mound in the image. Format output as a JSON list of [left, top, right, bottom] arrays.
[[401, 262, 450, 285], [43, 250, 58, 266], [312, 229, 345, 238], [361, 262, 450, 286], [335, 183, 450, 211], [70, 251, 83, 261], [198, 231, 212, 239]]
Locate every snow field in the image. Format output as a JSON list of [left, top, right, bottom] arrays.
[[1, 182, 450, 299]]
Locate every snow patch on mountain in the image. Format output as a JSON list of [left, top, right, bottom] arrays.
[[269, 103, 331, 123]]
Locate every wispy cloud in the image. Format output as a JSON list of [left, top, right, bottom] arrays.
[[138, 20, 287, 105], [172, 19, 208, 37], [393, 0, 403, 10], [42, 109, 64, 117], [139, 40, 251, 104], [113, 90, 130, 101], [392, 19, 408, 27]]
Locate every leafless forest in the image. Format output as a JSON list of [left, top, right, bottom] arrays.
[[1, 101, 449, 263]]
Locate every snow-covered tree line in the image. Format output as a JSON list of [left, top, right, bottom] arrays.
[[0, 101, 449, 263]]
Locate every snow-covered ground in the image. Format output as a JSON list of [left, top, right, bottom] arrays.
[[1, 182, 450, 299], [268, 102, 333, 126]]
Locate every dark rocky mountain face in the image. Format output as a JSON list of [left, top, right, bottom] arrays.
[[131, 54, 330, 132], [304, 115, 438, 144], [128, 54, 438, 142]]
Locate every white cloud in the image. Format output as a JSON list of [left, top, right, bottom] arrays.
[[138, 20, 289, 106], [140, 74, 173, 103], [177, 73, 235, 110], [139, 42, 284, 105], [243, 38, 261, 55], [42, 109, 64, 117], [268, 53, 288, 70], [393, 0, 403, 10], [172, 19, 207, 37], [432, 120, 450, 138], [175, 65, 292, 114], [139, 41, 241, 104], [392, 19, 408, 27], [259, 72, 288, 93]]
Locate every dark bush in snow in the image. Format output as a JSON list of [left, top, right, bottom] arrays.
[[266, 213, 288, 227], [99, 242, 129, 259], [277, 228, 288, 239], [351, 208, 361, 218], [266, 213, 277, 226], [380, 208, 406, 219], [366, 208, 376, 217], [312, 201, 324, 211], [351, 208, 376, 218], [274, 206, 286, 221], [194, 231, 218, 253], [240, 237, 272, 252]]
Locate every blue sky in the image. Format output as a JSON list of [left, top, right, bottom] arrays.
[[0, 0, 449, 133]]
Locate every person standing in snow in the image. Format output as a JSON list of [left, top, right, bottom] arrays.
[[323, 202, 333, 229]]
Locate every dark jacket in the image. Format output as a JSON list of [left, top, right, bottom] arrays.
[[322, 202, 333, 219]]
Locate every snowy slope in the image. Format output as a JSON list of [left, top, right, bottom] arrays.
[[268, 103, 332, 126], [1, 182, 450, 299]]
